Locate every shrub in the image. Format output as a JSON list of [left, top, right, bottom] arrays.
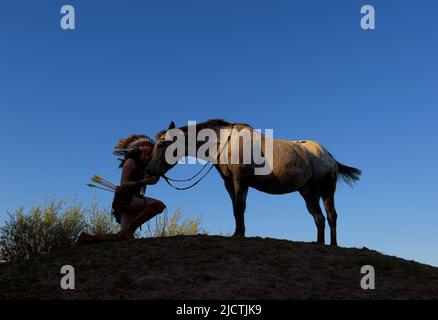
[[143, 207, 207, 237], [0, 200, 85, 263], [0, 200, 206, 263], [84, 200, 119, 235]]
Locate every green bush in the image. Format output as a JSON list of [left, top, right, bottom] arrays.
[[84, 200, 119, 235], [0, 200, 86, 263], [0, 199, 206, 263], [143, 207, 207, 237]]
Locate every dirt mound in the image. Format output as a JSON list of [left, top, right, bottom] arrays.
[[1, 235, 437, 299]]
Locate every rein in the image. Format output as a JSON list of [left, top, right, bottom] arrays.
[[162, 160, 210, 182], [161, 164, 215, 190], [160, 126, 233, 191]]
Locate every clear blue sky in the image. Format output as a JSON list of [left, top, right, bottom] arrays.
[[1, 1, 437, 266]]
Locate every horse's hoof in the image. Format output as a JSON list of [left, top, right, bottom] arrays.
[[119, 231, 135, 241], [232, 233, 245, 238]]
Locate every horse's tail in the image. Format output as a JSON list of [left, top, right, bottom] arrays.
[[336, 161, 362, 186]]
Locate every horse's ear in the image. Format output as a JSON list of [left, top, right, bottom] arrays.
[[168, 121, 176, 130]]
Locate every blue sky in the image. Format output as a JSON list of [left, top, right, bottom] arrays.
[[1, 1, 437, 266]]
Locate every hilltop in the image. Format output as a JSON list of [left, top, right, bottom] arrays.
[[1, 235, 437, 299]]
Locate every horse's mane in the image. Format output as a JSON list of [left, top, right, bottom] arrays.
[[156, 119, 252, 140]]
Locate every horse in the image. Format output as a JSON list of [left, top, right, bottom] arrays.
[[146, 119, 361, 246]]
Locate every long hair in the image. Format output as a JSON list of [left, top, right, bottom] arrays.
[[119, 150, 147, 195]]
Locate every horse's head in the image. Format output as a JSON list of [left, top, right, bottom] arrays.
[[147, 121, 179, 176]]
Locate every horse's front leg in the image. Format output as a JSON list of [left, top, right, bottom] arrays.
[[224, 179, 239, 236], [231, 179, 249, 237]]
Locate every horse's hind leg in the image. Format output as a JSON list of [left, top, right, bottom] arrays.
[[321, 176, 338, 246], [300, 184, 326, 244]]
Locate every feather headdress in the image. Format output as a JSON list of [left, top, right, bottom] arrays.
[[113, 134, 155, 156]]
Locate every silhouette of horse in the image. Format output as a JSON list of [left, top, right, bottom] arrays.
[[147, 119, 361, 246]]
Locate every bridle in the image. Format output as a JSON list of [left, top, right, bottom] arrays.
[[160, 126, 233, 191]]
